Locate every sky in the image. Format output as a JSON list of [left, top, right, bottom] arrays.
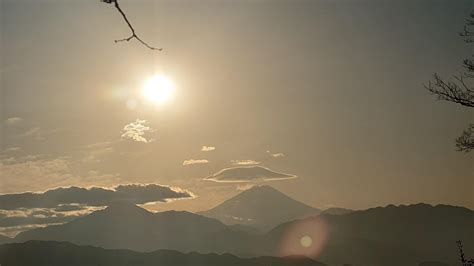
[[0, 0, 473, 235]]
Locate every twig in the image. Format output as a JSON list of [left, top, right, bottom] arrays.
[[457, 240, 474, 266], [102, 0, 162, 51]]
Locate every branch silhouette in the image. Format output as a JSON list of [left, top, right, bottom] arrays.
[[457, 240, 474, 266], [101, 0, 162, 51], [456, 124, 474, 152], [425, 10, 474, 152]]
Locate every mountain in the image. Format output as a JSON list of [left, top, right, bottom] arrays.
[[198, 186, 320, 231], [12, 201, 474, 266], [321, 207, 353, 215], [0, 241, 327, 266], [0, 235, 11, 245], [262, 203, 474, 266], [15, 202, 254, 254]]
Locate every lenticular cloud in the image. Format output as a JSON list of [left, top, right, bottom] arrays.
[[204, 166, 297, 183]]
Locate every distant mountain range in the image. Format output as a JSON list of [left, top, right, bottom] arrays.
[[321, 207, 353, 215], [198, 186, 321, 230], [15, 202, 254, 255], [262, 203, 474, 265], [4, 186, 474, 266], [0, 235, 11, 245], [0, 241, 326, 266]]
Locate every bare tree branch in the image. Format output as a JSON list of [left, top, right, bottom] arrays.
[[455, 124, 474, 152], [424, 74, 474, 108], [460, 11, 474, 43], [101, 0, 162, 51], [425, 10, 474, 152], [457, 240, 474, 266]]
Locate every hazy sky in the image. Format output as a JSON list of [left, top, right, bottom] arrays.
[[1, 0, 473, 218]]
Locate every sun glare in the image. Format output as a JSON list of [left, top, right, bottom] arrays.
[[300, 235, 313, 248], [142, 75, 175, 105]]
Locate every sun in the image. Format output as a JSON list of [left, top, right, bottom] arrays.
[[142, 75, 175, 105]]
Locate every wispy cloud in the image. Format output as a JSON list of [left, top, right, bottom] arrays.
[[0, 156, 121, 194], [236, 184, 255, 191], [204, 165, 297, 182], [0, 154, 45, 164], [18, 127, 49, 141], [80, 141, 115, 163], [121, 119, 153, 143], [201, 146, 216, 152], [0, 157, 73, 193], [0, 147, 21, 154], [0, 206, 100, 227], [183, 159, 209, 166], [231, 159, 261, 166], [0, 205, 107, 237], [4, 117, 22, 125], [267, 151, 285, 157], [0, 221, 75, 238], [17, 127, 61, 141], [81, 141, 115, 150]]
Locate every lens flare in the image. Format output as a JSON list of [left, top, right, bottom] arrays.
[[278, 216, 328, 259], [300, 235, 313, 248]]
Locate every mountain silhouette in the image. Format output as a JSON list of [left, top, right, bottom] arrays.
[[0, 235, 11, 245], [321, 207, 353, 215], [15, 202, 254, 254], [11, 199, 474, 265], [263, 203, 474, 266], [0, 240, 326, 266], [198, 185, 320, 231]]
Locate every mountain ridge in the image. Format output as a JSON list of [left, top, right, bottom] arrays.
[[15, 202, 245, 253], [198, 185, 321, 230], [0, 240, 326, 266], [262, 202, 474, 265], [10, 189, 474, 266]]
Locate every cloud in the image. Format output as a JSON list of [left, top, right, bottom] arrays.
[[81, 141, 115, 151], [5, 117, 22, 125], [17, 127, 61, 141], [270, 152, 285, 158], [54, 204, 89, 212], [231, 160, 261, 166], [0, 184, 194, 236], [1, 147, 21, 153], [0, 154, 45, 164], [0, 207, 96, 227], [3, 118, 60, 141], [121, 119, 153, 143], [19, 127, 42, 139], [201, 146, 216, 152], [0, 184, 195, 210], [183, 159, 210, 166], [236, 184, 255, 191], [0, 157, 74, 193], [0, 206, 103, 237], [204, 166, 297, 183], [0, 155, 122, 194], [0, 224, 62, 238], [80, 141, 115, 163]]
